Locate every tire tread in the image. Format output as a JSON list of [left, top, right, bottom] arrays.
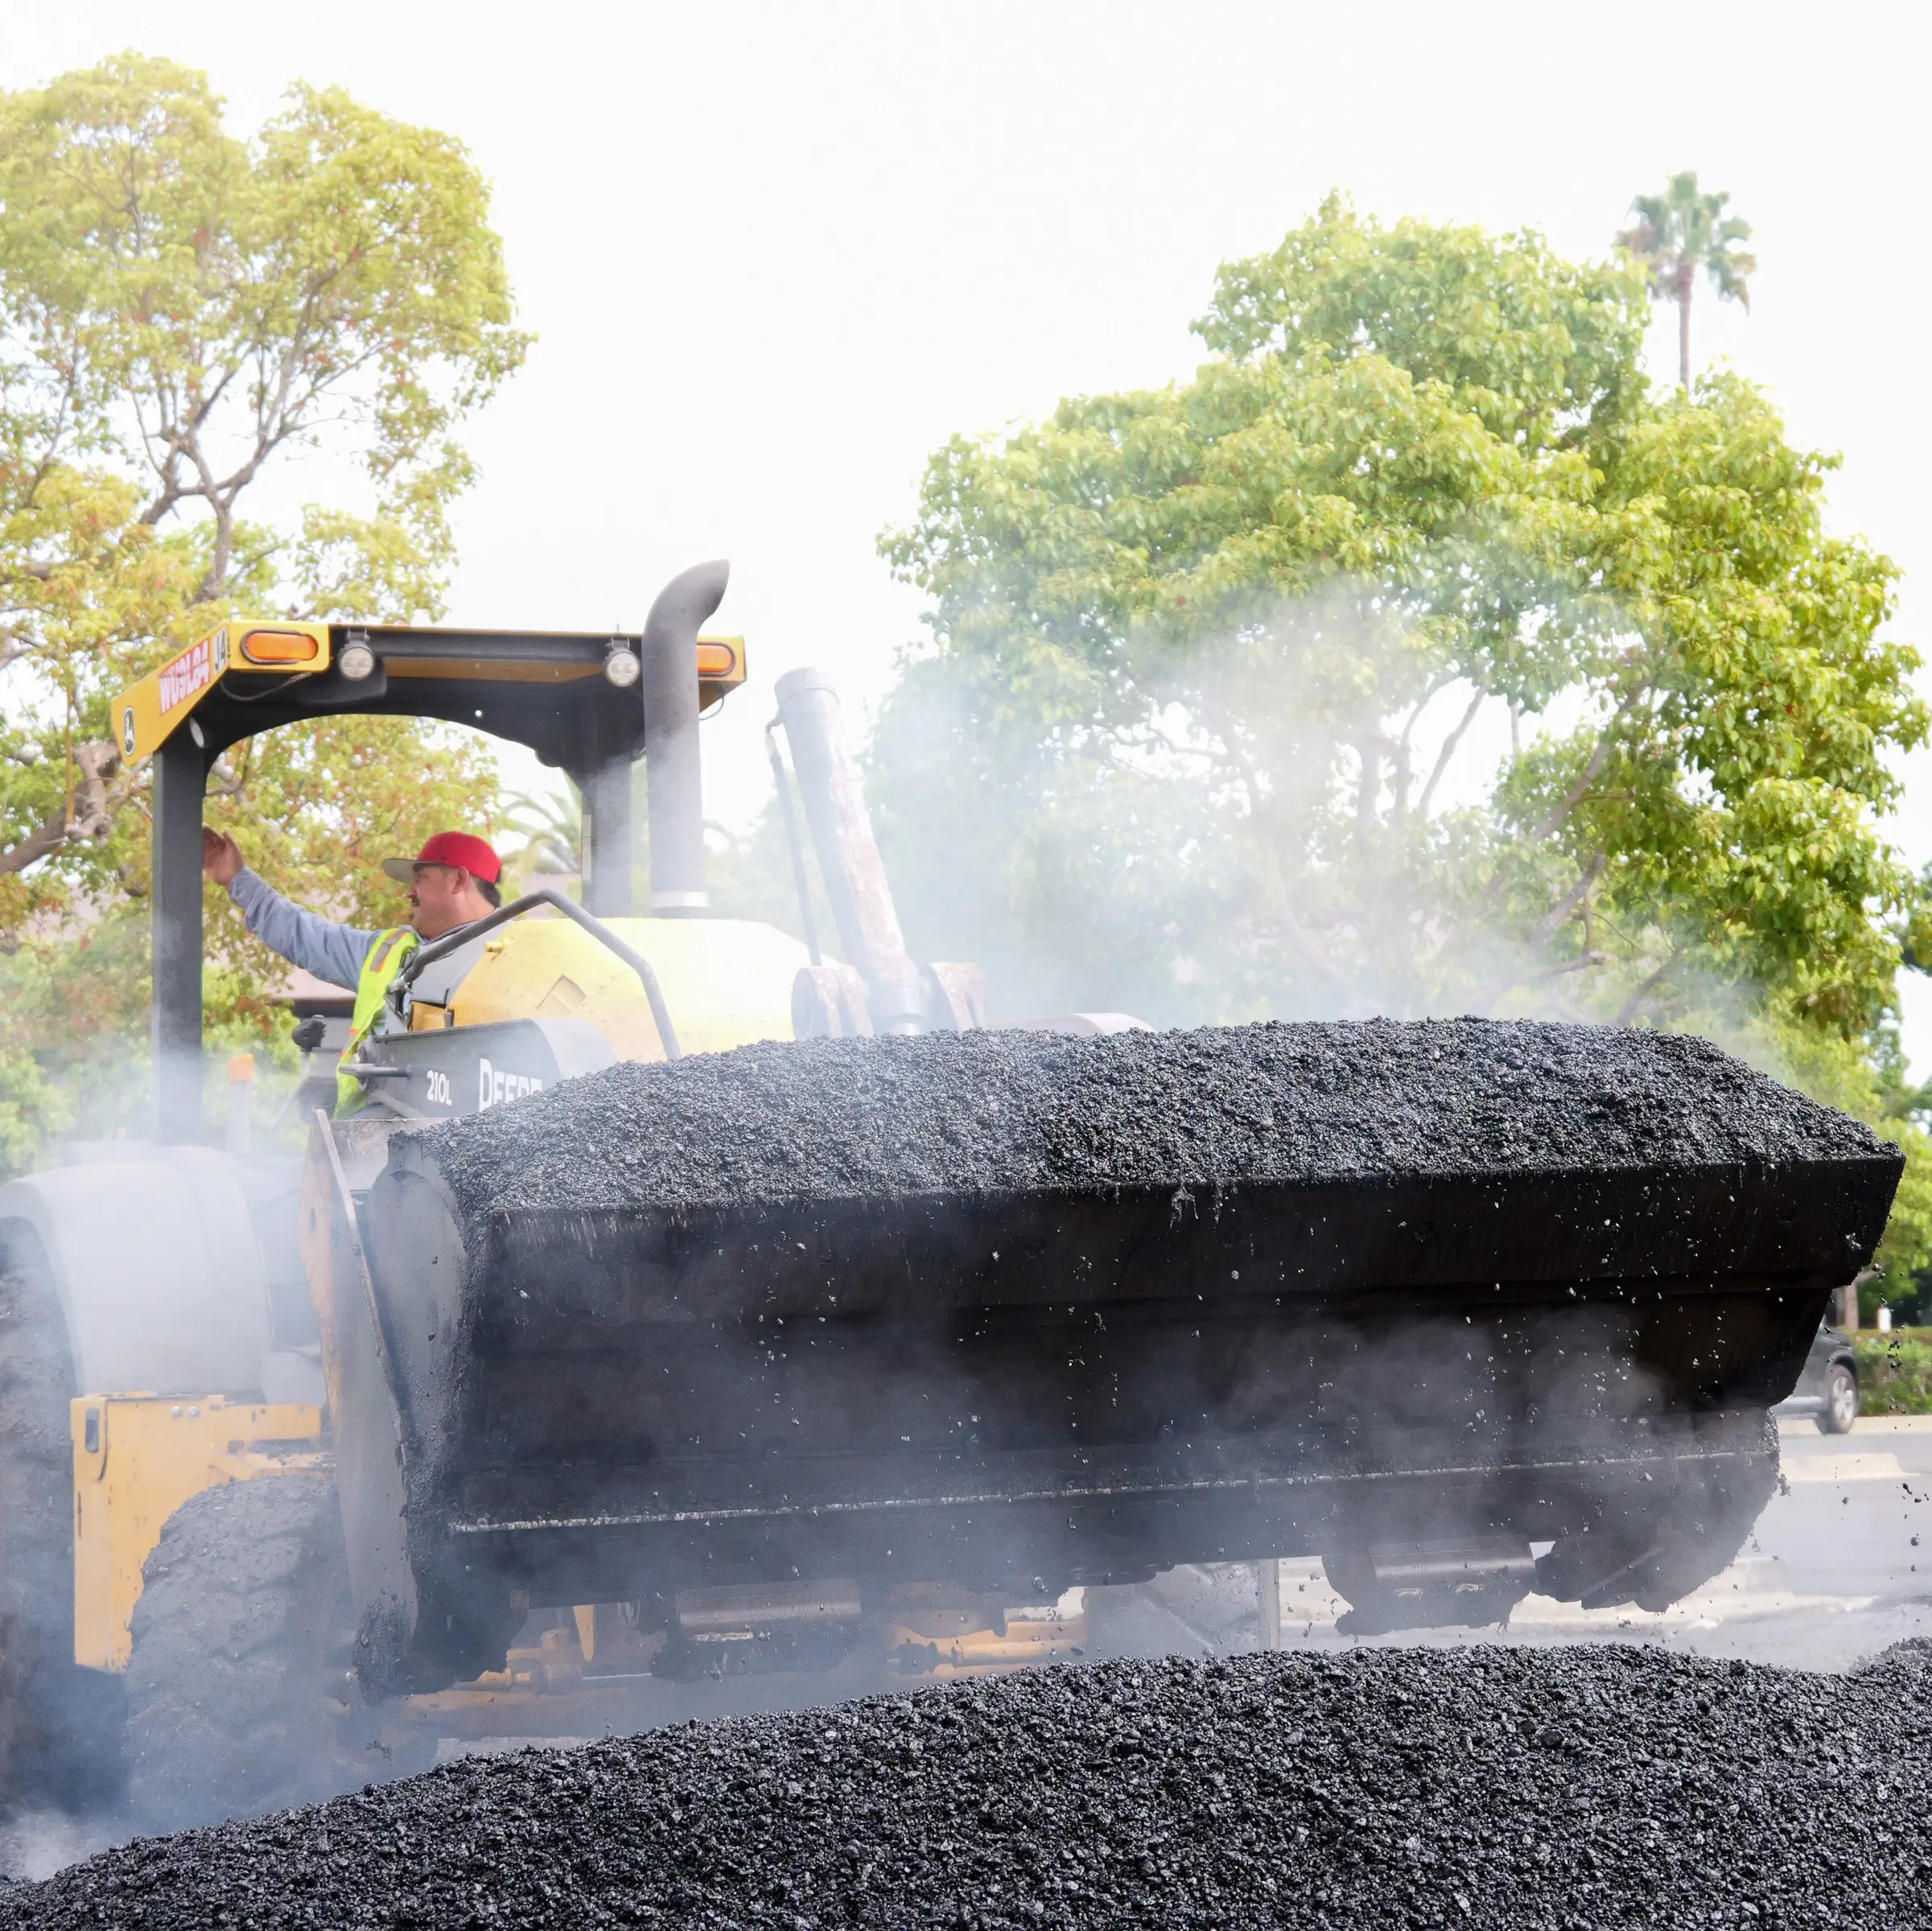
[[125, 1472, 357, 1830]]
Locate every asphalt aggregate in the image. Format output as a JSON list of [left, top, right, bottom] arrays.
[[6, 1641, 1930, 1928], [412, 1018, 1887, 1218]]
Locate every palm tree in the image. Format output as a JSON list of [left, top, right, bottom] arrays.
[[1617, 172, 1756, 389], [500, 786, 583, 892]]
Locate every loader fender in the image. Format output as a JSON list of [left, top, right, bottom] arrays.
[[0, 1147, 274, 1398]]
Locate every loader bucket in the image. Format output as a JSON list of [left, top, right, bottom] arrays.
[[332, 1019, 1899, 1689]]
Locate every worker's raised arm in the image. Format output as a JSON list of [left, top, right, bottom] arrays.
[[205, 832, 384, 992]]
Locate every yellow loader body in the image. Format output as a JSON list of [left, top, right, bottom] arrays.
[[411, 916, 809, 1060], [70, 1397, 325, 1670], [71, 913, 811, 1674]]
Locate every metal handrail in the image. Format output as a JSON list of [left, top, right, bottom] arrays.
[[394, 888, 682, 1060]]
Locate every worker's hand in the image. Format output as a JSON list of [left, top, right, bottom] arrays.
[[202, 827, 244, 886]]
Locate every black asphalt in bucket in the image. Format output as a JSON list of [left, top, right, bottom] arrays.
[[410, 1019, 1886, 1218]]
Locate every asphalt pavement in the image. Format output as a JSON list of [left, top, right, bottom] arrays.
[[1102, 1414, 1932, 1674]]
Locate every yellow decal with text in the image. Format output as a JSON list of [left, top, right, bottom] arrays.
[[158, 632, 217, 714], [110, 621, 332, 764]]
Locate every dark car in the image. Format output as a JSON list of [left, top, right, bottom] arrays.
[[1771, 1319, 1860, 1434]]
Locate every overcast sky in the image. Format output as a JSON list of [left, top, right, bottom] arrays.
[[10, 1, 1930, 1052]]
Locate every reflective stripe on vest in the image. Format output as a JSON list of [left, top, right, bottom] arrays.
[[336, 925, 420, 1114]]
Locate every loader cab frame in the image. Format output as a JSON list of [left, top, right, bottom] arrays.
[[122, 561, 743, 1143]]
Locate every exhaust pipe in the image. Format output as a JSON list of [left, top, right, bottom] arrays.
[[641, 560, 728, 916], [774, 667, 927, 1031]]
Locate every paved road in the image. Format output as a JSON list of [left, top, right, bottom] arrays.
[[1103, 1415, 1932, 1674], [1625, 1413, 1932, 1670]]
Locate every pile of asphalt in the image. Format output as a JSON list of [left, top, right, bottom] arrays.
[[410, 1018, 1888, 1217], [7, 1642, 1931, 1927]]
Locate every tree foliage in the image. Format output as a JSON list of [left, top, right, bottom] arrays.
[[0, 55, 524, 1166], [875, 194, 1932, 1283]]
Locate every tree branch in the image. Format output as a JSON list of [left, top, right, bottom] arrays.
[[1468, 853, 1612, 1014], [20, 361, 84, 508], [1416, 686, 1486, 821], [1261, 889, 1371, 1014], [1530, 851, 1607, 947], [1127, 723, 1217, 764], [1209, 706, 1366, 1014], [1391, 686, 1444, 830], [0, 739, 124, 879], [1355, 735, 1387, 845], [1525, 688, 1645, 846], [1614, 949, 1679, 1027], [206, 739, 254, 798], [68, 739, 120, 840], [0, 804, 72, 879], [1476, 948, 1609, 1017]]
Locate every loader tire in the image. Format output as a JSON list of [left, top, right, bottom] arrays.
[[0, 1222, 122, 1814], [125, 1473, 362, 1833]]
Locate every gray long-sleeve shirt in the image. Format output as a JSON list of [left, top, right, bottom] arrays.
[[227, 867, 391, 991]]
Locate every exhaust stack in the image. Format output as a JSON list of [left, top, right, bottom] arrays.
[[641, 560, 728, 917], [774, 667, 927, 1031]]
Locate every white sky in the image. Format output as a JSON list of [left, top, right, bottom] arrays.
[[12, 0, 1932, 1060]]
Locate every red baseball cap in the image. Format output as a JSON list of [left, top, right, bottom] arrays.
[[381, 830, 503, 885]]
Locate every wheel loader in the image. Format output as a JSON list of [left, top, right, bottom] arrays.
[[0, 559, 1901, 1830]]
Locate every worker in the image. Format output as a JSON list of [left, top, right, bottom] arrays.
[[201, 827, 505, 1110]]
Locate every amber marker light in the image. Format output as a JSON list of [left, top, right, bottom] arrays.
[[239, 628, 321, 665]]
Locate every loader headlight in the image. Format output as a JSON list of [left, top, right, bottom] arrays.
[[604, 639, 641, 688], [338, 636, 377, 681]]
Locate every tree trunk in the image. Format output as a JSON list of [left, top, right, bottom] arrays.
[[1355, 740, 1379, 849], [0, 741, 122, 879], [1677, 278, 1693, 390]]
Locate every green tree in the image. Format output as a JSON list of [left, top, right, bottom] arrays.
[[1617, 171, 1755, 389], [875, 195, 1932, 1287], [0, 54, 526, 1166]]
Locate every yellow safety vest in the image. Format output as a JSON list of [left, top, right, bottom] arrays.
[[336, 925, 421, 1114]]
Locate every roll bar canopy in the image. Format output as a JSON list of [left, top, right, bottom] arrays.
[[115, 620, 744, 773], [130, 562, 738, 1143]]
